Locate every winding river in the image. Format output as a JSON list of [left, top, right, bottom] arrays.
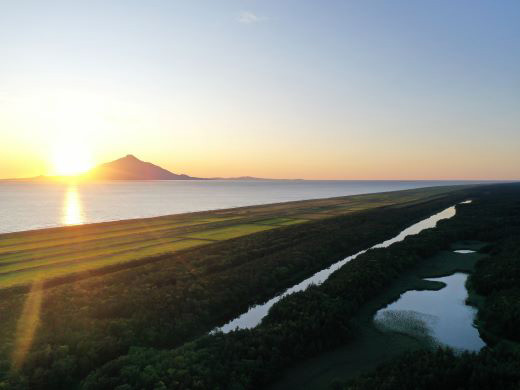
[[217, 201, 468, 333]]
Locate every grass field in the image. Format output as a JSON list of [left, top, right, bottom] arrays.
[[0, 239, 209, 288], [0, 185, 469, 289], [269, 242, 486, 389]]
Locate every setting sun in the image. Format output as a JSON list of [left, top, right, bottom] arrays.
[[52, 144, 93, 176], [1, 2, 520, 388]]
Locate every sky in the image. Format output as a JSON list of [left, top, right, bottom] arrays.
[[1, 0, 519, 180]]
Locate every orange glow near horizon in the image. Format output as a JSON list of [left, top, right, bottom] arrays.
[[1, 2, 520, 182], [0, 87, 518, 181]]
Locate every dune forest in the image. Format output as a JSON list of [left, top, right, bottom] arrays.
[[0, 183, 518, 389]]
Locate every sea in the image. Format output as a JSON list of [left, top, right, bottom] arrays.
[[0, 180, 493, 234]]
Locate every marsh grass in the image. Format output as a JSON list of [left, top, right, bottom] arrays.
[[269, 247, 485, 389]]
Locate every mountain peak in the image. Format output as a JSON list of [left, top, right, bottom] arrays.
[[88, 155, 202, 180]]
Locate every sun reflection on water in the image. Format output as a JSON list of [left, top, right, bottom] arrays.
[[62, 185, 84, 225]]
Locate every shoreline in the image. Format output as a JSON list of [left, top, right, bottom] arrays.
[[0, 183, 475, 237], [0, 185, 474, 290]]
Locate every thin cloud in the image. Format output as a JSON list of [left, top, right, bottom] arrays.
[[237, 11, 262, 24]]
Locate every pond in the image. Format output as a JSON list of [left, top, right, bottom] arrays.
[[374, 272, 485, 351]]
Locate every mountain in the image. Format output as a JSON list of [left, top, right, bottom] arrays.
[[2, 155, 300, 181], [87, 155, 203, 180]]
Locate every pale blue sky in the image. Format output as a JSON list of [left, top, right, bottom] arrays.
[[1, 1, 519, 179]]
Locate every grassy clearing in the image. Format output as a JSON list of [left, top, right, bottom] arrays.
[[0, 185, 470, 289], [270, 245, 486, 390]]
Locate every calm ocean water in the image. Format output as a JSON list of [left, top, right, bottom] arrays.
[[0, 180, 487, 234]]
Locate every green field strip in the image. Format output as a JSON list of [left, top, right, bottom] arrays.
[[254, 217, 296, 225], [0, 239, 187, 276], [0, 216, 241, 250], [254, 217, 310, 226], [0, 239, 210, 289], [0, 237, 192, 274], [0, 217, 242, 254], [0, 217, 187, 247], [0, 228, 192, 262], [182, 224, 276, 241], [0, 217, 249, 268], [0, 217, 237, 262], [0, 221, 199, 252]]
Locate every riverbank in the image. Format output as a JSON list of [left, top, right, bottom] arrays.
[[270, 243, 487, 389]]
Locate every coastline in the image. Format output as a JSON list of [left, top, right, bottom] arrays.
[[0, 185, 473, 290]]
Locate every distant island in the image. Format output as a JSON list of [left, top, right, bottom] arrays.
[[87, 154, 203, 180], [7, 154, 293, 181], [86, 155, 295, 180]]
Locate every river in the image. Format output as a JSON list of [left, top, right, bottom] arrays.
[[217, 201, 468, 333]]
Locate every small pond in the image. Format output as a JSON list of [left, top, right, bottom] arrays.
[[374, 272, 485, 351]]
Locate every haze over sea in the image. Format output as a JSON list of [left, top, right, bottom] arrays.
[[0, 180, 493, 234]]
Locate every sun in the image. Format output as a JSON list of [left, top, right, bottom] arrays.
[[52, 143, 93, 176]]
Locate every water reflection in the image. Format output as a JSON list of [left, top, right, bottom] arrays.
[[62, 185, 84, 225], [374, 273, 485, 351]]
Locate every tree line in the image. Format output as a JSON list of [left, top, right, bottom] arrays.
[[79, 184, 520, 389]]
